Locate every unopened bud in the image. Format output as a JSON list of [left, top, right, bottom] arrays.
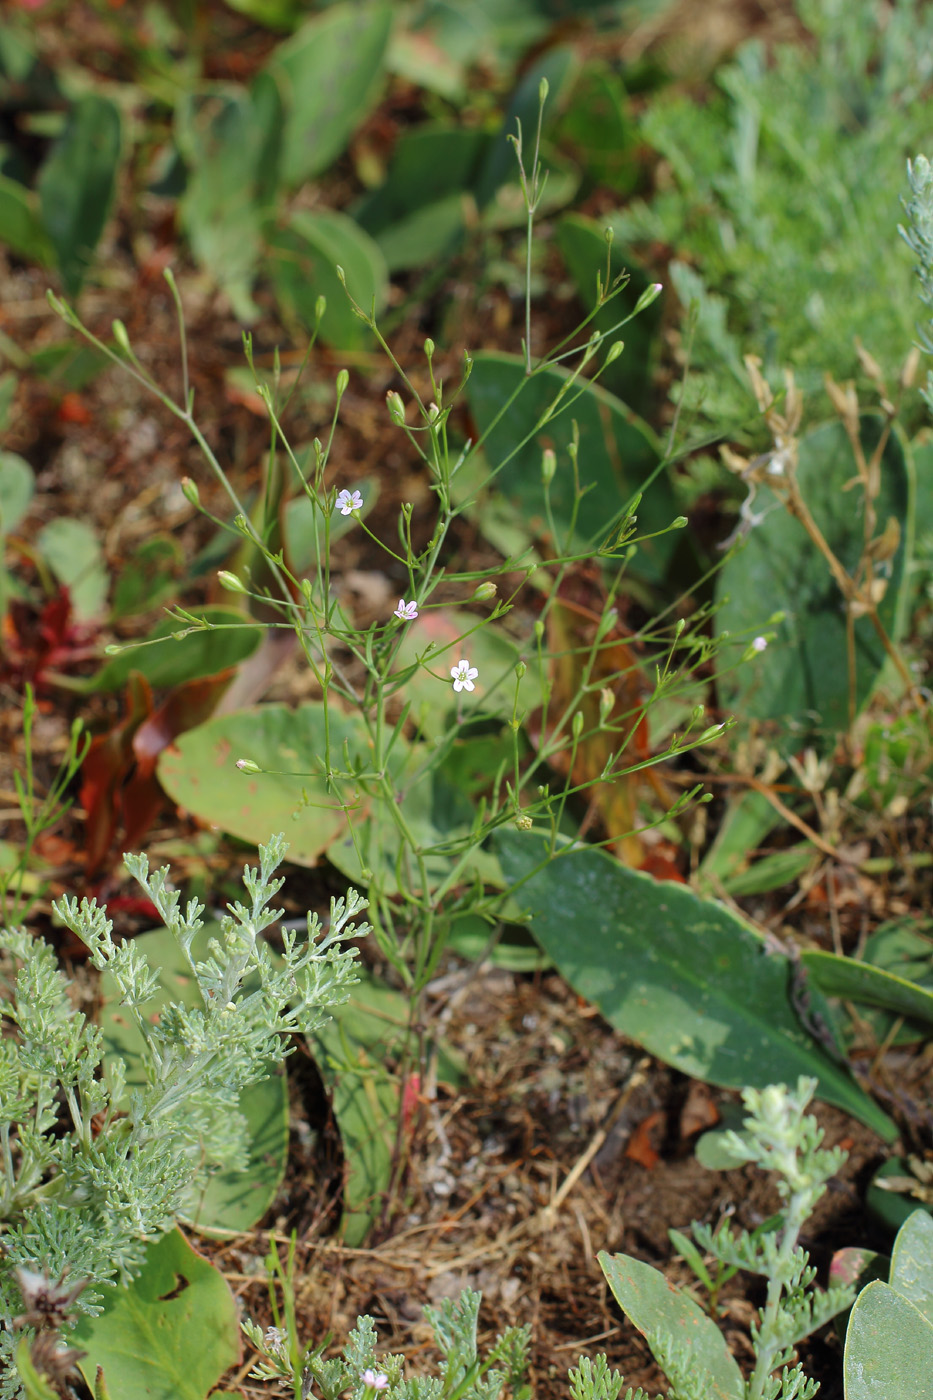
[[572, 710, 584, 738], [599, 687, 614, 724], [473, 580, 497, 602], [335, 368, 349, 396], [541, 447, 557, 483], [112, 319, 132, 355], [217, 570, 248, 594], [315, 294, 327, 322], [427, 402, 441, 421], [514, 812, 533, 831], [515, 660, 527, 679], [605, 340, 624, 365], [386, 391, 405, 425], [236, 758, 260, 774], [634, 282, 663, 313], [424, 338, 435, 359], [181, 477, 200, 506]]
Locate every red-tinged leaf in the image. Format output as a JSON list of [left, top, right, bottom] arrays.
[[625, 1109, 664, 1169], [80, 674, 153, 874], [639, 844, 687, 883], [120, 672, 234, 852], [56, 391, 92, 425], [132, 671, 234, 778], [679, 1081, 719, 1141], [1, 586, 97, 689]]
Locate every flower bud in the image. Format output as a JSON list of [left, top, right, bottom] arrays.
[[634, 282, 663, 313], [599, 687, 614, 724], [424, 337, 435, 359], [315, 294, 327, 322], [112, 319, 132, 355], [236, 758, 260, 774], [180, 477, 200, 506], [335, 368, 349, 396], [428, 402, 441, 422], [572, 710, 584, 738], [541, 447, 557, 483], [386, 390, 406, 425], [218, 570, 248, 594], [514, 812, 533, 831], [473, 580, 497, 602], [605, 340, 624, 365]]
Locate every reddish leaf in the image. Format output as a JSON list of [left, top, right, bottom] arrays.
[[56, 392, 92, 425], [679, 1082, 719, 1141], [80, 674, 153, 874], [625, 1110, 665, 1170], [1, 586, 97, 690]]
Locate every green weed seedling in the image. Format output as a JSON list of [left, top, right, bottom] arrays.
[[0, 836, 365, 1394], [600, 1078, 855, 1400]]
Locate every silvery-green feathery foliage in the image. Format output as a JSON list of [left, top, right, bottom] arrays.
[[0, 834, 366, 1392], [689, 1078, 854, 1400], [244, 1286, 535, 1400], [899, 152, 933, 413]]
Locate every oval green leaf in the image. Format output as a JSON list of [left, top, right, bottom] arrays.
[[599, 1251, 743, 1400], [715, 415, 912, 740], [844, 1281, 933, 1400], [74, 1229, 240, 1400], [157, 702, 366, 864], [496, 831, 896, 1140]]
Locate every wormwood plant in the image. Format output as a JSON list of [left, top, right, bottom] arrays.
[[601, 1077, 854, 1400], [244, 1081, 852, 1400], [0, 835, 367, 1393]]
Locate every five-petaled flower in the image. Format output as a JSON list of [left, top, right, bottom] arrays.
[[751, 635, 768, 653], [362, 1371, 389, 1391], [394, 599, 418, 621], [336, 488, 363, 515], [451, 659, 478, 693]]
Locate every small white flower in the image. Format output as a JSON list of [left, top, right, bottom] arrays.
[[394, 599, 418, 621], [336, 488, 363, 515], [362, 1371, 389, 1391], [451, 659, 478, 693], [751, 636, 768, 653]]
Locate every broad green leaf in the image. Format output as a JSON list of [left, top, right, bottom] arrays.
[[267, 3, 392, 187], [0, 451, 34, 534], [844, 1281, 933, 1400], [99, 925, 289, 1235], [390, 607, 542, 739], [497, 831, 896, 1140], [157, 702, 366, 864], [890, 1211, 933, 1326], [465, 351, 677, 582], [0, 173, 54, 264], [36, 516, 108, 620], [557, 64, 639, 194], [715, 416, 913, 741], [556, 212, 662, 408], [176, 75, 282, 320], [599, 1251, 743, 1400], [110, 536, 183, 619], [310, 968, 406, 1245], [801, 948, 933, 1029], [74, 1230, 240, 1400], [268, 208, 387, 350], [88, 606, 262, 693], [38, 95, 121, 297], [352, 125, 488, 240]]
